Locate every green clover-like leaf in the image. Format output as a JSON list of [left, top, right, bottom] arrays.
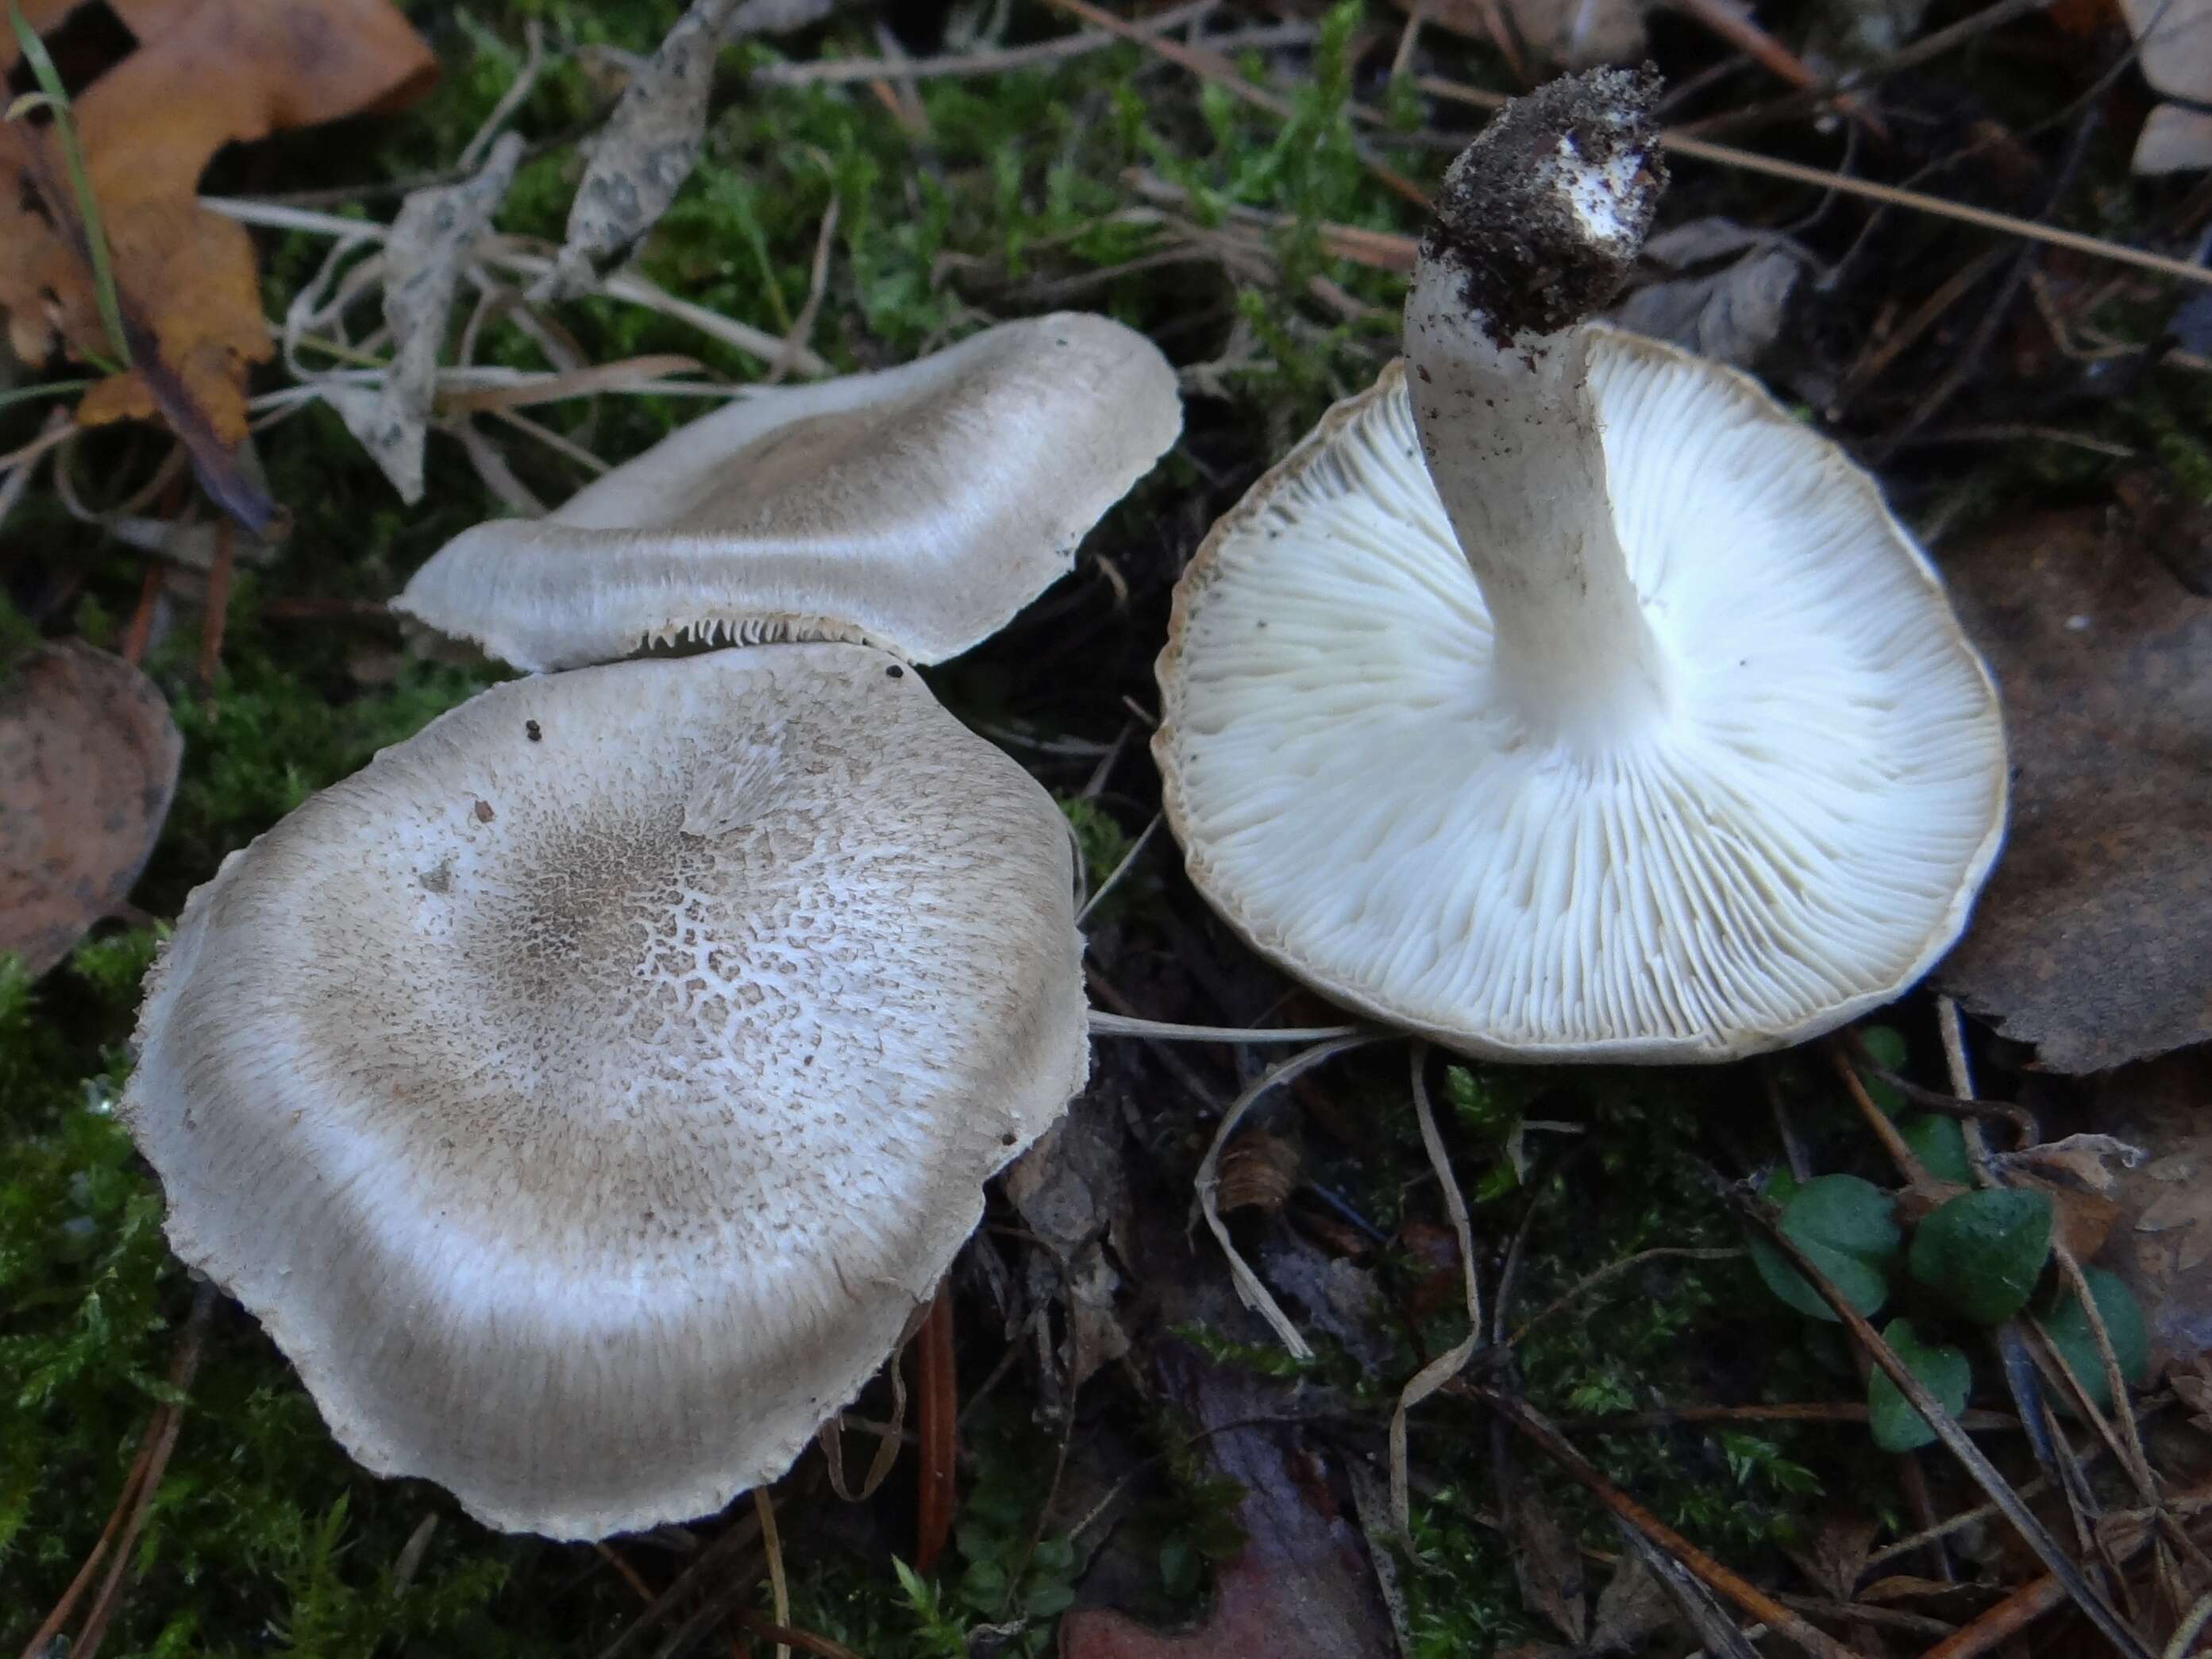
[[1750, 1175, 1901, 1322], [1867, 1318, 1972, 1452], [1909, 1187, 2053, 1326]]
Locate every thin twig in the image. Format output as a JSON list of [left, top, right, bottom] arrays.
[[71, 1287, 217, 1659], [1466, 1383, 1873, 1659], [753, 4, 1214, 83], [730, 1611, 867, 1659], [1087, 1011, 1366, 1043], [1077, 815, 1162, 926]]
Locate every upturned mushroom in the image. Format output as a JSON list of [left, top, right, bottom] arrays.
[[1153, 68, 2007, 1063], [395, 311, 1182, 672], [121, 644, 1089, 1538]]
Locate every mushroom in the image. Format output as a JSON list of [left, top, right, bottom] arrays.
[[121, 642, 1088, 1538], [394, 312, 1183, 673], [1152, 68, 2007, 1063]]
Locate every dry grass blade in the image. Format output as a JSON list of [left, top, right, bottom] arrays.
[[1727, 1183, 2156, 1659], [1391, 1044, 1487, 1551], [1195, 1034, 1385, 1357], [439, 353, 710, 415], [6, 0, 129, 368], [1088, 1012, 1365, 1042]]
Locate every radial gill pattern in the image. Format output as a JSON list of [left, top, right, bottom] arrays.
[[1154, 328, 2006, 1062]]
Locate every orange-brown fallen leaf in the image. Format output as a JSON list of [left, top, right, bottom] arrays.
[[0, 641, 182, 978], [0, 0, 436, 523]]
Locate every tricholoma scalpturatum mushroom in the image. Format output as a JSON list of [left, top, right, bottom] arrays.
[[121, 311, 1183, 1539], [1154, 68, 2008, 1064]]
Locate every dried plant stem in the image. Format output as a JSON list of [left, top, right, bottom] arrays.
[[1557, 1401, 2017, 1433], [753, 1490, 791, 1659], [752, 0, 1215, 82], [912, 1282, 958, 1575]]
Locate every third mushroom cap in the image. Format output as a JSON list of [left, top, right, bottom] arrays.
[[1153, 68, 2009, 1063], [395, 312, 1182, 672]]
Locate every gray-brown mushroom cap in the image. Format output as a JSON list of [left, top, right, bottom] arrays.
[[391, 312, 1182, 671], [120, 644, 1089, 1538]]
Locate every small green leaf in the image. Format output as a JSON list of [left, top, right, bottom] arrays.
[[1749, 1175, 1901, 1321], [1857, 1024, 1909, 1115], [1900, 1115, 1972, 1184], [2040, 1267, 2150, 1414], [1909, 1188, 2053, 1325], [1867, 1319, 1971, 1452]]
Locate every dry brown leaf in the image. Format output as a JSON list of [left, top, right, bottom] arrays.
[[1936, 509, 2212, 1071], [1586, 1549, 1676, 1654], [1504, 1480, 1590, 1645], [540, 0, 738, 299], [2086, 1050, 2212, 1367], [0, 0, 435, 517], [1786, 1511, 1878, 1603], [347, 132, 524, 501], [1611, 218, 1808, 368], [0, 640, 181, 978]]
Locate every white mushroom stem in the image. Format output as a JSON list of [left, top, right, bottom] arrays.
[[1403, 68, 1673, 751]]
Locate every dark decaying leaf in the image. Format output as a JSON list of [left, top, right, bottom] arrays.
[[1785, 1511, 1878, 1603], [1586, 1548, 1677, 1654], [1058, 1346, 1393, 1659], [1610, 220, 1809, 368], [1938, 509, 2212, 1071], [1504, 1476, 1589, 1645], [0, 640, 181, 977]]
